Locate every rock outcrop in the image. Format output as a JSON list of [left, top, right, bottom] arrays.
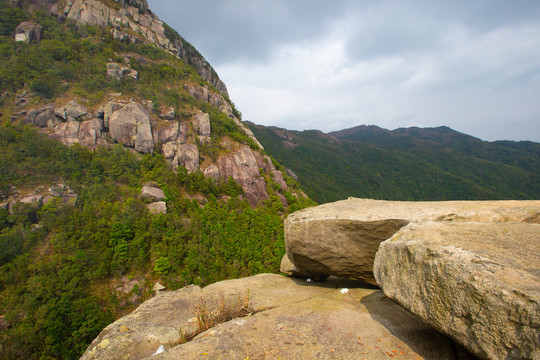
[[216, 147, 270, 207], [147, 201, 166, 214], [58, 0, 228, 96], [284, 198, 540, 285], [55, 99, 88, 122], [109, 102, 154, 153], [374, 221, 540, 360], [139, 184, 166, 202], [81, 274, 465, 360], [14, 21, 43, 44]]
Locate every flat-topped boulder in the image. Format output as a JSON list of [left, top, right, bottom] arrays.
[[284, 198, 540, 284], [374, 221, 540, 360], [81, 274, 469, 360]]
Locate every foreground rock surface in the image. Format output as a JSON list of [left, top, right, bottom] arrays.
[[284, 198, 540, 284], [374, 221, 540, 360], [81, 274, 469, 360]]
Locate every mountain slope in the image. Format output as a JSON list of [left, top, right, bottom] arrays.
[[0, 1, 314, 359], [249, 123, 539, 203]]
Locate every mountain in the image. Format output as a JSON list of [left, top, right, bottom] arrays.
[[0, 1, 314, 358], [248, 123, 540, 203]]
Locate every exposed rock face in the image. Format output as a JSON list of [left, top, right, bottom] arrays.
[[153, 121, 179, 144], [284, 198, 540, 285], [106, 62, 138, 80], [193, 111, 210, 138], [78, 118, 105, 149], [55, 100, 88, 122], [139, 185, 166, 202], [147, 201, 166, 214], [216, 147, 270, 207], [19, 195, 43, 208], [14, 21, 43, 44], [109, 102, 154, 153], [60, 0, 228, 96], [176, 143, 199, 173], [374, 221, 540, 360], [23, 103, 56, 128], [49, 121, 80, 146], [202, 164, 219, 180], [81, 274, 463, 360], [185, 84, 263, 149]]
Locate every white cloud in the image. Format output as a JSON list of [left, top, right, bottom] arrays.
[[149, 0, 540, 141]]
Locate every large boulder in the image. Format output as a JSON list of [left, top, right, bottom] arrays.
[[374, 221, 540, 360], [81, 274, 466, 360], [78, 118, 105, 149], [109, 102, 154, 153], [147, 201, 166, 214], [140, 185, 166, 202], [176, 143, 199, 173], [284, 199, 540, 285], [14, 21, 43, 44]]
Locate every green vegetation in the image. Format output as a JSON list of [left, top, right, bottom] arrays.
[[0, 123, 312, 359], [249, 124, 540, 203], [0, 4, 314, 359]]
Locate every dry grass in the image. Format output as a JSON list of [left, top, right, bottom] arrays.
[[192, 292, 254, 333], [175, 292, 255, 345]]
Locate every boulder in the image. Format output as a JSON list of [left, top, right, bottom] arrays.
[[272, 170, 287, 192], [106, 63, 123, 79], [374, 221, 540, 360], [153, 121, 179, 144], [19, 195, 43, 209], [284, 198, 540, 285], [81, 274, 464, 360], [109, 102, 154, 154], [103, 101, 124, 128], [14, 21, 43, 44], [286, 168, 298, 181], [140, 185, 166, 202], [78, 118, 104, 149], [147, 201, 166, 215], [22, 104, 56, 128], [55, 100, 88, 122], [50, 121, 80, 146], [159, 107, 176, 120], [176, 144, 199, 173]]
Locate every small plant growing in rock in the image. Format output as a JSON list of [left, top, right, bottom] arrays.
[[192, 292, 253, 333]]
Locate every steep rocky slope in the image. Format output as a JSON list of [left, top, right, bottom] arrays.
[[2, 0, 303, 208]]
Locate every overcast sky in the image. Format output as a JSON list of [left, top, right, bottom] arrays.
[[147, 0, 540, 142]]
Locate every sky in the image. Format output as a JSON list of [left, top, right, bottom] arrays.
[[147, 0, 540, 142]]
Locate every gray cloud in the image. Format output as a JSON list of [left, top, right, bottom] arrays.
[[147, 0, 540, 142]]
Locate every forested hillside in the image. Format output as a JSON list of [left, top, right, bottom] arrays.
[[0, 1, 314, 358], [249, 123, 540, 203]]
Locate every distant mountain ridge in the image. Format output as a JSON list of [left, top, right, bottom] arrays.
[[248, 122, 540, 203]]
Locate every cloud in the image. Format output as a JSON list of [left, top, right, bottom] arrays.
[[147, 0, 540, 141]]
